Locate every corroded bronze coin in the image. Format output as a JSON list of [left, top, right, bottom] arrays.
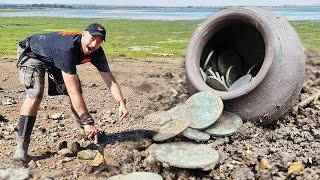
[[182, 128, 210, 142], [185, 92, 224, 129], [205, 111, 243, 136], [152, 118, 190, 142], [226, 66, 241, 87], [217, 50, 242, 76], [228, 74, 252, 91], [206, 76, 229, 92], [154, 142, 219, 169], [200, 67, 207, 81]]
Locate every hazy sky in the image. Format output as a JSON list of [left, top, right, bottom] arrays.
[[1, 0, 319, 6]]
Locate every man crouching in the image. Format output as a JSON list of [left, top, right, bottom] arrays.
[[12, 23, 128, 164]]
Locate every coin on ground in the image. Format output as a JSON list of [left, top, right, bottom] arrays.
[[153, 105, 186, 126], [205, 111, 243, 136], [185, 92, 223, 129], [182, 128, 210, 142], [206, 76, 228, 92], [228, 74, 252, 91], [152, 118, 190, 141], [154, 142, 219, 169], [107, 172, 163, 180]]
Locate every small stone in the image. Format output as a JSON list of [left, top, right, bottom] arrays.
[[58, 141, 68, 150], [28, 160, 37, 169], [259, 159, 272, 170], [0, 114, 6, 122], [77, 150, 97, 160], [287, 161, 304, 176], [50, 113, 63, 120], [0, 166, 30, 179], [162, 72, 173, 79], [38, 126, 46, 134], [90, 152, 105, 167], [50, 132, 59, 137], [62, 157, 75, 163], [58, 148, 74, 157], [71, 142, 81, 155], [2, 98, 17, 105], [5, 125, 15, 133], [89, 109, 97, 114]]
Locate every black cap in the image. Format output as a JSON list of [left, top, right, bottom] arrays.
[[85, 23, 106, 41]]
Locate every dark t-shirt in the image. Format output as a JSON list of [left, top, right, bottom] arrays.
[[21, 31, 110, 74]]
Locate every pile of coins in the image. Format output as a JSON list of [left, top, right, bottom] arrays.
[[146, 92, 243, 170], [200, 49, 260, 91]]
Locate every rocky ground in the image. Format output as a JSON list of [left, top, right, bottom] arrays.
[[0, 50, 319, 179]]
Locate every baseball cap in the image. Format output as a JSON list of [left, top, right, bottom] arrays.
[[85, 23, 106, 41]]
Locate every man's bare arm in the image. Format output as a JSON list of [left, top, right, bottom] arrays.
[[99, 71, 128, 120], [99, 71, 125, 104], [61, 70, 88, 116]]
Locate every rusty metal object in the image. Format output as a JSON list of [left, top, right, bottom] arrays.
[[185, 7, 305, 124]]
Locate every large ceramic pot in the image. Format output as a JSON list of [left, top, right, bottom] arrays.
[[185, 7, 305, 124]]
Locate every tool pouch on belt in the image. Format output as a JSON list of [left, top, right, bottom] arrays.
[[17, 39, 31, 68]]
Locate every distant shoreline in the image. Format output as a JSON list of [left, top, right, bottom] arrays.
[[0, 4, 320, 9]]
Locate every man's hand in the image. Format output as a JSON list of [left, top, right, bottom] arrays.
[[119, 102, 129, 120], [83, 124, 98, 144]]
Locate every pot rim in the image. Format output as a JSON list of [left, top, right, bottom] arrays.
[[186, 7, 275, 100]]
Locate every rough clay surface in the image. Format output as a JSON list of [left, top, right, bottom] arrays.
[[0, 50, 319, 179]]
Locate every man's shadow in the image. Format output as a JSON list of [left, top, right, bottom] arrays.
[[32, 129, 156, 161], [84, 129, 156, 151]]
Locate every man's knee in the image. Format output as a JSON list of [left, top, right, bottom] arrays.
[[19, 66, 45, 99]]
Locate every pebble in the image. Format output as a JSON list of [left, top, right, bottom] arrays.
[[77, 150, 97, 160], [162, 72, 173, 79], [0, 114, 6, 122], [287, 161, 304, 176], [28, 160, 37, 169], [58, 141, 68, 150], [50, 113, 63, 120], [90, 152, 105, 167], [2, 98, 17, 105], [259, 159, 272, 170], [58, 148, 74, 157], [71, 142, 81, 155]]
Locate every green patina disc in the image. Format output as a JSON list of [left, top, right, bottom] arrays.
[[152, 105, 186, 126], [154, 142, 219, 169], [206, 76, 229, 92], [217, 50, 242, 76], [182, 128, 210, 142], [107, 172, 163, 180], [185, 92, 223, 129], [228, 74, 252, 91], [205, 111, 243, 136], [152, 118, 190, 141], [226, 66, 241, 87]]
